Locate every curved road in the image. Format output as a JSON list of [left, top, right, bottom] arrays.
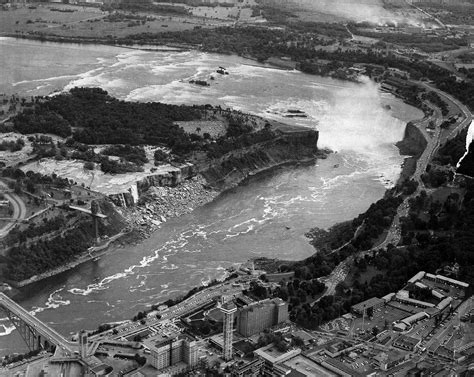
[[0, 180, 27, 240]]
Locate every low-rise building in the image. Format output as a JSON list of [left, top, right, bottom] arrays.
[[401, 312, 428, 327], [351, 297, 384, 316], [321, 358, 365, 377], [408, 271, 425, 284], [436, 297, 453, 311], [373, 350, 408, 371], [423, 273, 468, 289], [394, 291, 435, 309], [254, 344, 301, 376], [230, 358, 264, 377], [392, 335, 420, 351]]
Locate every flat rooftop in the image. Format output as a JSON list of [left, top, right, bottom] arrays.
[[284, 355, 337, 377]]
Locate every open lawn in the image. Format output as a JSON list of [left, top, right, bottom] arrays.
[[0, 5, 105, 34], [0, 4, 231, 38]]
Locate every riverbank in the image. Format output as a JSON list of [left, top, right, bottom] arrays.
[[7, 229, 129, 288]]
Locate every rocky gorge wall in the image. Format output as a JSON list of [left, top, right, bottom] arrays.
[[201, 129, 322, 190], [396, 121, 428, 157], [108, 163, 195, 207], [108, 129, 321, 208]]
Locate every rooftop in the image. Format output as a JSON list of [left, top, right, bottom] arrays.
[[351, 297, 384, 311], [254, 343, 301, 365]]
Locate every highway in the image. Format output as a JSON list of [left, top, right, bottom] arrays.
[[0, 180, 27, 239], [0, 293, 77, 354]]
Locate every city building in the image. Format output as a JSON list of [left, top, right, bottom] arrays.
[[392, 335, 421, 351], [144, 334, 198, 371], [408, 271, 425, 284], [373, 350, 408, 371], [79, 330, 88, 358], [321, 357, 366, 376], [424, 273, 469, 289], [394, 291, 435, 308], [221, 300, 237, 361], [230, 358, 264, 377], [401, 312, 429, 328], [351, 297, 384, 316], [254, 343, 301, 376], [237, 298, 289, 337], [436, 296, 453, 311]]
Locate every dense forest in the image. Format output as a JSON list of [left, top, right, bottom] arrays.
[[12, 87, 202, 155], [4, 221, 95, 281]]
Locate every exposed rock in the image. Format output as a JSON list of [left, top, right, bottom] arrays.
[[396, 122, 427, 157]]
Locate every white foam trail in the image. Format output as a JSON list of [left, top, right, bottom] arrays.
[[12, 74, 81, 87], [30, 287, 70, 316], [0, 322, 16, 337]]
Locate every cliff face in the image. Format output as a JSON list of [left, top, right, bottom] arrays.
[[108, 164, 195, 207], [200, 129, 321, 190], [108, 129, 321, 206], [396, 122, 427, 157]]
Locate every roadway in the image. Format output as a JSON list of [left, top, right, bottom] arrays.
[[0, 180, 27, 239], [89, 276, 251, 343]]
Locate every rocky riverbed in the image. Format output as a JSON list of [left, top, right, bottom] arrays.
[[121, 175, 219, 239]]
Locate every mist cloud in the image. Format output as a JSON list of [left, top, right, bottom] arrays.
[[285, 0, 418, 25]]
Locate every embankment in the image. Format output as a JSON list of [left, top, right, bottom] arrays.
[[201, 129, 324, 191]]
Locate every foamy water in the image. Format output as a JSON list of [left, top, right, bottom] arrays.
[[0, 38, 423, 355]]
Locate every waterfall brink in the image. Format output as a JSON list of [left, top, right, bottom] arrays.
[[456, 120, 474, 170]]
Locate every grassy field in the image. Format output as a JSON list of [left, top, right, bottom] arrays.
[[0, 5, 104, 34], [0, 4, 231, 39]]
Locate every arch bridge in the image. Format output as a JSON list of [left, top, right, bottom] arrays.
[[0, 293, 77, 354]]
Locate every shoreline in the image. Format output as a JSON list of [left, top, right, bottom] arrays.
[[6, 229, 130, 289]]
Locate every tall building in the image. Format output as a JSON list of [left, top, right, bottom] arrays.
[[78, 330, 88, 358], [220, 300, 237, 361], [145, 334, 198, 371], [237, 298, 289, 337]]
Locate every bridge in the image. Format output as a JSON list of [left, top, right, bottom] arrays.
[[68, 205, 107, 219], [0, 293, 78, 354]]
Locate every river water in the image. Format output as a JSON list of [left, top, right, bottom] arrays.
[[0, 37, 423, 354]]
